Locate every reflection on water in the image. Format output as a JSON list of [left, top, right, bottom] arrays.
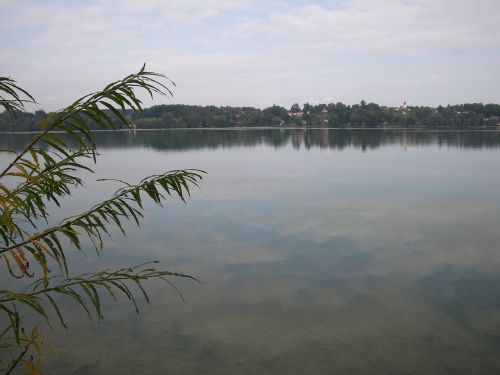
[[3, 128, 500, 152], [2, 129, 500, 374]]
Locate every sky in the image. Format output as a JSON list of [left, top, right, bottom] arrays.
[[1, 0, 500, 111]]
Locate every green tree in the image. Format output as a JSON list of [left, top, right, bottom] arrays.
[[0, 66, 203, 373], [290, 103, 301, 113]]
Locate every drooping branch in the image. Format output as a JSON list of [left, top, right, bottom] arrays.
[[0, 77, 36, 115], [0, 170, 203, 278], [0, 65, 174, 181], [0, 66, 200, 374]]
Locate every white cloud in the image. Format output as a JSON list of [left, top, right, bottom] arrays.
[[1, 0, 499, 110], [225, 0, 500, 55], [0, 51, 20, 65]]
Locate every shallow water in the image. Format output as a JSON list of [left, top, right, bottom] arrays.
[[2, 129, 500, 374]]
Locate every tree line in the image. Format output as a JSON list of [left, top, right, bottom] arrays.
[[1, 101, 500, 132]]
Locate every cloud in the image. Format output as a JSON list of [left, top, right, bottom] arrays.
[[225, 0, 500, 55], [0, 51, 20, 64], [1, 0, 499, 110]]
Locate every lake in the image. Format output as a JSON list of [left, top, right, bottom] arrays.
[[2, 128, 500, 374]]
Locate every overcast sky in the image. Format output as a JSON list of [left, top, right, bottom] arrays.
[[1, 0, 500, 111]]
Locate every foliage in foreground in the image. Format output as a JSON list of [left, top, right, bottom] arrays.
[[0, 66, 203, 373]]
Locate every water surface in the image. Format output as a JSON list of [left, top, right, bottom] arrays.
[[2, 129, 500, 374]]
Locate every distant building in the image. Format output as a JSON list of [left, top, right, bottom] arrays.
[[483, 116, 499, 121]]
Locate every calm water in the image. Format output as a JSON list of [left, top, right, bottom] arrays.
[[2, 129, 500, 374]]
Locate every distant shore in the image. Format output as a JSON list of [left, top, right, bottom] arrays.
[[1, 126, 500, 135], [2, 102, 500, 132]]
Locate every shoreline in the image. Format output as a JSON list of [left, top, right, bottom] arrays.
[[1, 126, 500, 134]]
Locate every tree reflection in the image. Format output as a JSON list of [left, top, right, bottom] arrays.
[[2, 129, 500, 152]]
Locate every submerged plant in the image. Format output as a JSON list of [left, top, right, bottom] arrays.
[[0, 66, 202, 373]]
